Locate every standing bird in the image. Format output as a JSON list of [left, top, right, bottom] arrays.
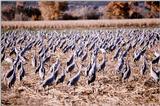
[[117, 57, 124, 72], [67, 55, 74, 66], [81, 51, 87, 62], [150, 62, 159, 82], [1, 53, 5, 62], [66, 60, 75, 73], [85, 62, 91, 77], [39, 62, 45, 80], [1, 46, 5, 54], [98, 49, 106, 72], [133, 51, 141, 62], [152, 55, 160, 64], [67, 69, 81, 86], [50, 58, 60, 73], [42, 70, 57, 88], [56, 69, 66, 85], [9, 47, 18, 56], [140, 58, 147, 75], [6, 64, 16, 78], [122, 62, 131, 81], [35, 63, 41, 73], [32, 53, 37, 68], [19, 63, 25, 81], [113, 47, 121, 60], [17, 61, 22, 70], [8, 70, 16, 88], [88, 55, 97, 85]]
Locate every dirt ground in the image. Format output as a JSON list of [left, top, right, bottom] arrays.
[[1, 29, 160, 106]]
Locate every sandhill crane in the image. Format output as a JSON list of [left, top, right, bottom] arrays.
[[35, 63, 41, 73], [1, 53, 5, 62], [1, 46, 5, 54], [67, 55, 74, 66], [113, 47, 121, 60], [150, 62, 159, 82], [88, 55, 97, 85], [133, 51, 141, 62], [85, 62, 91, 77], [50, 58, 60, 73], [59, 40, 66, 49], [81, 51, 87, 62], [122, 62, 131, 81], [32, 53, 37, 68], [43, 54, 51, 63], [17, 61, 22, 70], [42, 69, 57, 88], [67, 69, 81, 86], [117, 57, 124, 72], [8, 70, 16, 88], [98, 49, 106, 72], [122, 50, 128, 58], [19, 63, 25, 81], [66, 61, 75, 73], [51, 45, 56, 53], [56, 69, 66, 85], [39, 62, 45, 80], [140, 47, 146, 56], [154, 51, 160, 57], [6, 66, 15, 79], [140, 57, 147, 75], [38, 47, 44, 55], [89, 43, 95, 51], [152, 55, 160, 64], [13, 55, 20, 67], [77, 49, 83, 57]]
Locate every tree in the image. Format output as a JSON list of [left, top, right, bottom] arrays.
[[144, 1, 160, 18], [39, 1, 68, 20], [104, 2, 130, 19]]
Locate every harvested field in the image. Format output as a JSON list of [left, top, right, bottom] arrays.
[[1, 27, 160, 106]]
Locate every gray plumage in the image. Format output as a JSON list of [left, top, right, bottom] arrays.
[[150, 63, 159, 82], [85, 62, 91, 77], [81, 52, 87, 61], [152, 56, 160, 64], [56, 70, 66, 85], [67, 70, 81, 86], [140, 59, 147, 75], [88, 55, 97, 84], [66, 61, 75, 73], [122, 62, 131, 80], [8, 70, 16, 88], [32, 53, 37, 68], [19, 63, 25, 81], [42, 70, 57, 88], [117, 57, 124, 72], [51, 58, 60, 73], [67, 55, 74, 66], [39, 63, 45, 80]]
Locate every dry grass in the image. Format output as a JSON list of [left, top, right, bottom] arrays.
[[2, 19, 160, 29]]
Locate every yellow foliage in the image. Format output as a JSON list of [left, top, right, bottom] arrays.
[[39, 1, 67, 20]]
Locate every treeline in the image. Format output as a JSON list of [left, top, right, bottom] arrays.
[[1, 1, 160, 21]]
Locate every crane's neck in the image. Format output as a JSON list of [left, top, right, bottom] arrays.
[[103, 53, 106, 60], [150, 63, 153, 73]]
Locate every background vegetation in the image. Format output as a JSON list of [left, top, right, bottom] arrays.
[[1, 1, 160, 21]]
